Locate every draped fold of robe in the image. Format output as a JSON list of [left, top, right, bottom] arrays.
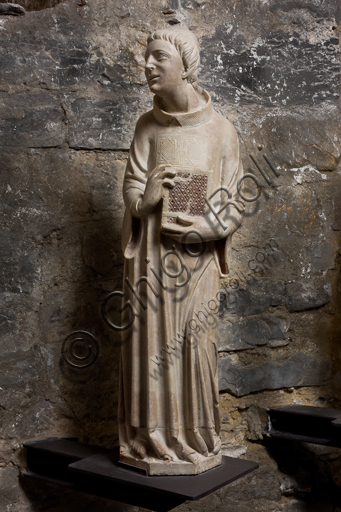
[[119, 88, 244, 470]]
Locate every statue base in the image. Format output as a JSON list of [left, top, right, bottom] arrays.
[[120, 452, 222, 476], [23, 438, 258, 512]]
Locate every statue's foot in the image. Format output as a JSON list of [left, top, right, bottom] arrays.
[[148, 429, 173, 461], [212, 436, 221, 455], [192, 428, 209, 457], [161, 453, 172, 461], [184, 450, 201, 463], [172, 438, 202, 464], [130, 437, 147, 459]]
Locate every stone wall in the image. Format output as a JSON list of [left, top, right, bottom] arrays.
[[0, 0, 340, 510]]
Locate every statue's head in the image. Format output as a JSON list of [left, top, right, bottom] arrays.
[[147, 27, 200, 85]]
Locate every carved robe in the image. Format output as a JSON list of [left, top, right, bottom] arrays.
[[119, 89, 243, 473]]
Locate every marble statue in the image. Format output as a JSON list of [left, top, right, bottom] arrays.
[[118, 26, 244, 475]]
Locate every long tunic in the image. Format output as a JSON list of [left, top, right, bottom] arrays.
[[119, 89, 243, 465]]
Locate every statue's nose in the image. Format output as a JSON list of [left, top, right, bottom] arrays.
[[145, 56, 156, 71]]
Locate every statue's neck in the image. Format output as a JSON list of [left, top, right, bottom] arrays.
[[158, 83, 206, 115]]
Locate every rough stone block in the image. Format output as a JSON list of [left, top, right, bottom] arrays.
[[218, 352, 330, 396], [216, 465, 281, 503], [0, 349, 36, 387], [307, 242, 335, 271], [332, 187, 341, 231], [220, 278, 285, 317], [0, 465, 30, 512], [0, 3, 26, 15], [0, 231, 37, 294], [12, 0, 66, 11], [252, 116, 341, 171], [218, 315, 289, 352], [201, 27, 339, 107], [0, 91, 65, 148], [67, 95, 139, 150], [286, 280, 332, 312]]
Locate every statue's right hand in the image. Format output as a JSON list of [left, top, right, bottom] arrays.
[[138, 164, 176, 216]]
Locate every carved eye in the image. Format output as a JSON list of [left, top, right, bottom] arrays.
[[156, 52, 169, 61]]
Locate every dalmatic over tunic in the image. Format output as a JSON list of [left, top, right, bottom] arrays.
[[119, 89, 244, 465]]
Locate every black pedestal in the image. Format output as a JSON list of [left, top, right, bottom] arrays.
[[23, 438, 259, 512], [265, 405, 341, 447]]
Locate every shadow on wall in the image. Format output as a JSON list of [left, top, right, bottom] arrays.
[[56, 187, 124, 448]]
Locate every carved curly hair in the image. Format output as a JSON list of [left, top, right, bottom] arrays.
[[147, 27, 200, 85]]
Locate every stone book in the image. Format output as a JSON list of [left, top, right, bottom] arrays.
[[161, 168, 213, 229]]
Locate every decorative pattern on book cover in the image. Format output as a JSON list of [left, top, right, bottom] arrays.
[[155, 134, 213, 228]]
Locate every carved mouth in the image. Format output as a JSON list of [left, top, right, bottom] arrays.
[[148, 75, 160, 83]]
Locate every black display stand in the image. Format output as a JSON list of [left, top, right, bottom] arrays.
[[265, 405, 341, 447], [23, 438, 259, 512]]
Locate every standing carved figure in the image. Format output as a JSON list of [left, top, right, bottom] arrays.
[[119, 27, 244, 475]]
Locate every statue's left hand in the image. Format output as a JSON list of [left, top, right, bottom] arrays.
[[161, 214, 235, 242]]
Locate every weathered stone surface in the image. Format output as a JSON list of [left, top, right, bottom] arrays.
[[201, 26, 339, 107], [286, 279, 332, 312], [0, 349, 36, 388], [216, 464, 281, 503], [0, 233, 37, 295], [66, 95, 139, 150], [251, 116, 341, 171], [306, 242, 335, 271], [244, 404, 268, 441], [206, 445, 281, 510], [219, 317, 269, 351], [218, 314, 289, 352], [247, 246, 287, 275], [0, 465, 30, 512], [16, 0, 67, 11], [332, 186, 341, 230], [0, 91, 66, 147], [0, 5, 99, 88], [219, 352, 330, 396], [262, 315, 289, 343], [220, 278, 285, 317], [0, 3, 26, 15], [0, 43, 100, 90]]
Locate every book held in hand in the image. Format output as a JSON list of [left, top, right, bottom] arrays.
[[161, 168, 213, 230]]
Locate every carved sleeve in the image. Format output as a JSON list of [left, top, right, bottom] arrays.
[[123, 117, 149, 219], [121, 116, 150, 258], [219, 123, 245, 234]]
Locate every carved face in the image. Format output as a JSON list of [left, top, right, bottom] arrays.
[[145, 39, 185, 96]]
